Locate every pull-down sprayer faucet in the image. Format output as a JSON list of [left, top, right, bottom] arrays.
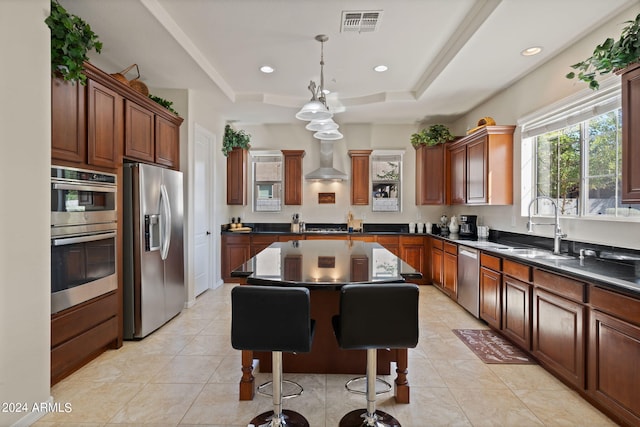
[[526, 196, 567, 254]]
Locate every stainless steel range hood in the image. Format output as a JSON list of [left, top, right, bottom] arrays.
[[305, 140, 348, 181]]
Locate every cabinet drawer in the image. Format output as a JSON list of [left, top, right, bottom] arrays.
[[430, 238, 444, 250], [251, 234, 279, 245], [534, 269, 586, 303], [224, 234, 251, 245], [481, 253, 501, 271], [376, 235, 399, 245], [590, 285, 640, 326], [444, 242, 457, 254], [400, 235, 425, 245], [51, 292, 118, 348], [503, 259, 531, 282]]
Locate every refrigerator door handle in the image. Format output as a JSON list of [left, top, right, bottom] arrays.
[[160, 184, 172, 260]]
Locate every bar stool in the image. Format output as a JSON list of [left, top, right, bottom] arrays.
[[332, 283, 419, 427], [231, 285, 315, 427]]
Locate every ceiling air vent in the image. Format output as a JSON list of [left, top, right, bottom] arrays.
[[341, 10, 382, 33]]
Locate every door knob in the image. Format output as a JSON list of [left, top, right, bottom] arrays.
[[206, 231, 211, 235]]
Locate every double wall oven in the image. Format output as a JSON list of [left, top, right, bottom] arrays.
[[51, 166, 118, 314]]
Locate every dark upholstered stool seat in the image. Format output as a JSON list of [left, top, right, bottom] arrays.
[[231, 285, 315, 427], [332, 283, 419, 427]]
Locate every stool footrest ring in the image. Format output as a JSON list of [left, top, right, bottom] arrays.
[[345, 376, 392, 396], [257, 379, 304, 400]]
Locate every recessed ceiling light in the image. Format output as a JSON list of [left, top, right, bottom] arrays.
[[521, 46, 542, 57], [260, 65, 275, 73], [374, 65, 388, 72]]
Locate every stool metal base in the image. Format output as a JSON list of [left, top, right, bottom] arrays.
[[345, 376, 392, 396], [257, 379, 304, 400], [249, 409, 310, 427], [338, 409, 401, 427]]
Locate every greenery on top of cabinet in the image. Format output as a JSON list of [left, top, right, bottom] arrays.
[[566, 12, 640, 89], [46, 0, 102, 85]]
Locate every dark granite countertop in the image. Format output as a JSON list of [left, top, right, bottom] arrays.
[[222, 222, 640, 297]]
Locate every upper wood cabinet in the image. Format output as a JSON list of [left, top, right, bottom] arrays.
[[349, 150, 372, 205], [51, 77, 86, 163], [282, 150, 305, 205], [620, 63, 640, 203], [52, 62, 182, 170], [415, 144, 446, 205], [448, 144, 466, 205], [155, 115, 180, 168], [447, 125, 515, 205], [124, 101, 181, 168], [227, 147, 248, 205], [87, 78, 123, 169], [124, 100, 154, 163]]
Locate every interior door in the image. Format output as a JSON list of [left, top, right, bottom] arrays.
[[194, 124, 214, 296]]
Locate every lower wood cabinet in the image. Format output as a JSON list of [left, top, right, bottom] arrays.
[[399, 235, 428, 285], [51, 292, 119, 385], [377, 235, 399, 256], [501, 260, 532, 351], [532, 286, 586, 388], [442, 242, 457, 298], [221, 234, 251, 281], [480, 253, 502, 329], [588, 286, 640, 426], [250, 234, 279, 257], [430, 238, 444, 288]]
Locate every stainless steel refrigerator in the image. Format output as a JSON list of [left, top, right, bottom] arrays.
[[123, 162, 185, 339]]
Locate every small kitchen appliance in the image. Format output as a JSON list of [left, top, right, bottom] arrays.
[[458, 215, 478, 240]]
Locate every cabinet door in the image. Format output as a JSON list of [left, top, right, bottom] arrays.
[[251, 235, 279, 257], [87, 79, 122, 168], [443, 251, 457, 298], [431, 248, 443, 287], [502, 275, 531, 350], [124, 100, 154, 162], [377, 235, 399, 256], [416, 145, 445, 205], [51, 77, 86, 163], [400, 236, 427, 284], [156, 115, 180, 168], [350, 256, 369, 282], [589, 309, 640, 426], [480, 266, 501, 329], [533, 287, 585, 388], [282, 150, 305, 205], [621, 64, 640, 203], [466, 136, 487, 204], [221, 235, 250, 281], [349, 150, 371, 205], [226, 147, 247, 205], [449, 145, 466, 204]]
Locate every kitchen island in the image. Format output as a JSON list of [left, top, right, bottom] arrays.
[[231, 239, 422, 403]]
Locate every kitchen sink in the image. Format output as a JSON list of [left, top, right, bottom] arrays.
[[494, 247, 574, 260]]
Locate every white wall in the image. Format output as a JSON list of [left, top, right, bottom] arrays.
[[0, 1, 52, 426], [450, 4, 640, 250], [228, 122, 447, 225]]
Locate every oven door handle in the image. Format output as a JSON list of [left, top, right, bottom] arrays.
[[52, 183, 116, 193], [52, 232, 117, 246]]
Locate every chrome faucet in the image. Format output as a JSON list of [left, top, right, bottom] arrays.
[[526, 196, 567, 254]]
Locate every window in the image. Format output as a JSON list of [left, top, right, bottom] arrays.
[[251, 151, 283, 212], [521, 78, 640, 219], [371, 150, 403, 212]]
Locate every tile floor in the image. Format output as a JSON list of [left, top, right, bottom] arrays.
[[35, 284, 617, 427]]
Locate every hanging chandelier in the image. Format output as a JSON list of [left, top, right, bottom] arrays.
[[296, 34, 343, 140]]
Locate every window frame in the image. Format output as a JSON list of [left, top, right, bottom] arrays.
[[519, 76, 640, 222]]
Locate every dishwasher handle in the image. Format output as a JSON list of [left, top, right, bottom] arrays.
[[459, 247, 478, 259]]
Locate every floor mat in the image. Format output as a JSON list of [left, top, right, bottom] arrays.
[[452, 329, 536, 364]]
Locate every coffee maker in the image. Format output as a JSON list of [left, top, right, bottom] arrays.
[[458, 215, 478, 240]]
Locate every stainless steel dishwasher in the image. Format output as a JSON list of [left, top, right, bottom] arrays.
[[457, 245, 480, 318]]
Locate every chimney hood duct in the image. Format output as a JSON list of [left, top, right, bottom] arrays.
[[305, 140, 348, 181]]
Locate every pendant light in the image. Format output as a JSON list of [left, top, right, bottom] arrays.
[[295, 35, 333, 121]]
